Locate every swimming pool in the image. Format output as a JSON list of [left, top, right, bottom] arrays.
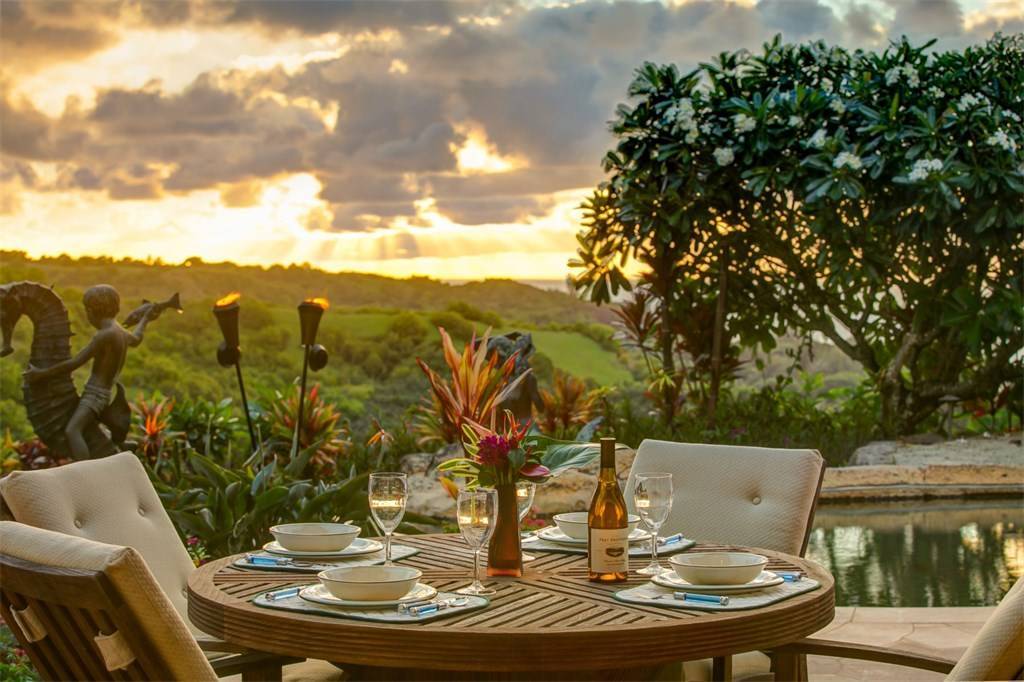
[[807, 498, 1023, 607]]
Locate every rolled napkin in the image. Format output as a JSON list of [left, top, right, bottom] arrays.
[[658, 533, 685, 546], [265, 586, 303, 601], [776, 571, 804, 582]]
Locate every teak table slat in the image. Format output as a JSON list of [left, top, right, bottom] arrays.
[[188, 534, 834, 679]]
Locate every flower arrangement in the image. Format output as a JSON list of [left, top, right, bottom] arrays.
[[438, 410, 597, 489]]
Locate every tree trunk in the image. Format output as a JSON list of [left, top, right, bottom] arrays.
[[707, 249, 729, 428], [659, 295, 677, 428]]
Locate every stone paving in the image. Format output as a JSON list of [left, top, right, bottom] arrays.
[[806, 606, 993, 681]]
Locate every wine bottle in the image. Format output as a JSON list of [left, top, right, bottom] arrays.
[[588, 437, 629, 582]]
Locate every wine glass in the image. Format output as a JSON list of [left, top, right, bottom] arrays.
[[516, 481, 537, 562], [368, 472, 408, 566], [456, 488, 497, 595], [634, 472, 673, 576]]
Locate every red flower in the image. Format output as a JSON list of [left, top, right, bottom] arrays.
[[477, 434, 511, 465]]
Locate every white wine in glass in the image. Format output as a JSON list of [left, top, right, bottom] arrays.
[[368, 472, 408, 566], [456, 488, 497, 596], [634, 472, 673, 576]]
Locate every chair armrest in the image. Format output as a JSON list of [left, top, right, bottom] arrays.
[[775, 637, 957, 674]]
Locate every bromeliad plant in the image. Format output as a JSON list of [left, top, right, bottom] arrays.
[[438, 411, 599, 488]]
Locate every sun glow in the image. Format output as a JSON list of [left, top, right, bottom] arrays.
[[450, 125, 526, 175]]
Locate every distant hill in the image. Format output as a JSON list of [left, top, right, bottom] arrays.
[[0, 252, 612, 326]]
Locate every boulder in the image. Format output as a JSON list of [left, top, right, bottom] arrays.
[[849, 440, 899, 465]]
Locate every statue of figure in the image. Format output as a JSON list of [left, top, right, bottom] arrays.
[[1, 282, 180, 459], [483, 331, 542, 425]]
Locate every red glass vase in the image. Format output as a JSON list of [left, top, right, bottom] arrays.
[[487, 482, 523, 577]]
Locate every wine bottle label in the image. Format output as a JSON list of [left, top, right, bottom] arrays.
[[589, 527, 629, 573]]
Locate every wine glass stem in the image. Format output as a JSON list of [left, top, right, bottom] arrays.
[[650, 531, 658, 566], [473, 548, 481, 585], [384, 531, 392, 566]]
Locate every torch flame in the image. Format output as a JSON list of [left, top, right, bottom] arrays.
[[304, 297, 330, 310], [215, 292, 241, 308]]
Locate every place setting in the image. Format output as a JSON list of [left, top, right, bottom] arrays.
[[236, 472, 420, 572]]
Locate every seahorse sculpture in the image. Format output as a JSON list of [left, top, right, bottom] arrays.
[[0, 281, 122, 458]]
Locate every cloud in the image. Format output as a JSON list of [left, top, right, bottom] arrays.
[[1, 0, 1019, 240]]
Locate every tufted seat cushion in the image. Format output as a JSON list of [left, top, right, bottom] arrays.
[[0, 520, 217, 681], [0, 452, 199, 636], [625, 440, 825, 556]]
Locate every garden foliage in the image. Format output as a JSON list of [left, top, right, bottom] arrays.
[[574, 34, 1024, 435]]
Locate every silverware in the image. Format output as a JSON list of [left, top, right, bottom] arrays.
[[264, 586, 302, 601], [408, 597, 470, 616], [245, 553, 319, 568], [672, 591, 729, 605], [658, 533, 685, 546]]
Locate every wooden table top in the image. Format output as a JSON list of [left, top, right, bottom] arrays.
[[188, 534, 834, 674]]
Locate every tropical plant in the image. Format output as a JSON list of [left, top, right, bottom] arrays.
[[0, 433, 66, 473], [169, 397, 241, 459], [152, 446, 438, 558], [131, 394, 178, 466], [438, 410, 600, 489], [265, 383, 350, 478], [0, 616, 36, 682], [415, 327, 528, 446], [574, 34, 1024, 436], [537, 370, 606, 437]]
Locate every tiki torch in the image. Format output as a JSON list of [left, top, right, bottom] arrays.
[[292, 297, 329, 455], [213, 292, 257, 454]]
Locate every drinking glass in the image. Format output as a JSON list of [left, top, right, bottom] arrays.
[[456, 488, 497, 595], [368, 472, 408, 566], [516, 481, 537, 562], [634, 472, 673, 576]]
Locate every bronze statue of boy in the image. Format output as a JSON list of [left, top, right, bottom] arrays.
[[24, 285, 153, 459]]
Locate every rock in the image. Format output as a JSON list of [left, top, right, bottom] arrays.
[[850, 440, 899, 465]]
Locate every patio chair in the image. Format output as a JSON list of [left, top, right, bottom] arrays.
[[772, 576, 1024, 681], [0, 452, 340, 681], [0, 520, 220, 680], [624, 440, 826, 556], [624, 440, 825, 681]]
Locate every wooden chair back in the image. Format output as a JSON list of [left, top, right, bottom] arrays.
[[1, 553, 174, 681]]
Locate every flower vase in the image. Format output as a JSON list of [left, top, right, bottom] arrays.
[[487, 483, 523, 577]]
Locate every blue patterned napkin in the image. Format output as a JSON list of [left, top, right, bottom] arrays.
[[613, 577, 820, 611], [253, 588, 488, 623]]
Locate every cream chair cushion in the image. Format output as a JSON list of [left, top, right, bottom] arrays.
[[0, 452, 198, 635], [625, 440, 824, 556], [947, 577, 1024, 681], [0, 520, 216, 681]]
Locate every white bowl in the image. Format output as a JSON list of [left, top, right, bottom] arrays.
[[317, 565, 422, 601], [669, 552, 768, 586], [270, 523, 360, 552], [552, 512, 640, 540]]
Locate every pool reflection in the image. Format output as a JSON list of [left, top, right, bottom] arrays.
[[807, 498, 1023, 607]]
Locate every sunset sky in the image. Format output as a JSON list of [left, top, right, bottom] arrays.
[[2, 0, 1020, 280]]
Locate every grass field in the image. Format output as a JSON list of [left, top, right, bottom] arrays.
[[526, 330, 633, 385]]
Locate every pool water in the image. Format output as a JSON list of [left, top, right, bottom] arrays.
[[807, 498, 1023, 607]]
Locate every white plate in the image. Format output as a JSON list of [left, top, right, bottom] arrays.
[[263, 537, 384, 558], [538, 526, 651, 546], [299, 582, 437, 608], [651, 570, 784, 593]]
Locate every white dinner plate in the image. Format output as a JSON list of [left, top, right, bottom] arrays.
[[263, 537, 384, 558], [651, 570, 784, 593], [299, 582, 437, 608], [538, 526, 651, 546]]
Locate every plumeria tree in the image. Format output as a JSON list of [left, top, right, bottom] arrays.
[[574, 34, 1024, 436]]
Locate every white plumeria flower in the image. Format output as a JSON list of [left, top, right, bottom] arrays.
[[833, 151, 863, 171], [808, 128, 828, 148], [987, 130, 1019, 153], [821, 77, 834, 90], [885, 67, 902, 86], [908, 158, 943, 181], [929, 86, 945, 99], [700, 122, 714, 134], [685, 129, 699, 144], [1003, 109, 1022, 123], [957, 93, 988, 111], [830, 98, 846, 114], [713, 147, 735, 166], [733, 113, 756, 134], [788, 115, 803, 127]]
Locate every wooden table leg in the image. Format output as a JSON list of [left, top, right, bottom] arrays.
[[772, 651, 808, 682], [711, 655, 732, 681]]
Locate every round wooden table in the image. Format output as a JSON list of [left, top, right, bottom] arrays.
[[188, 534, 834, 680]]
